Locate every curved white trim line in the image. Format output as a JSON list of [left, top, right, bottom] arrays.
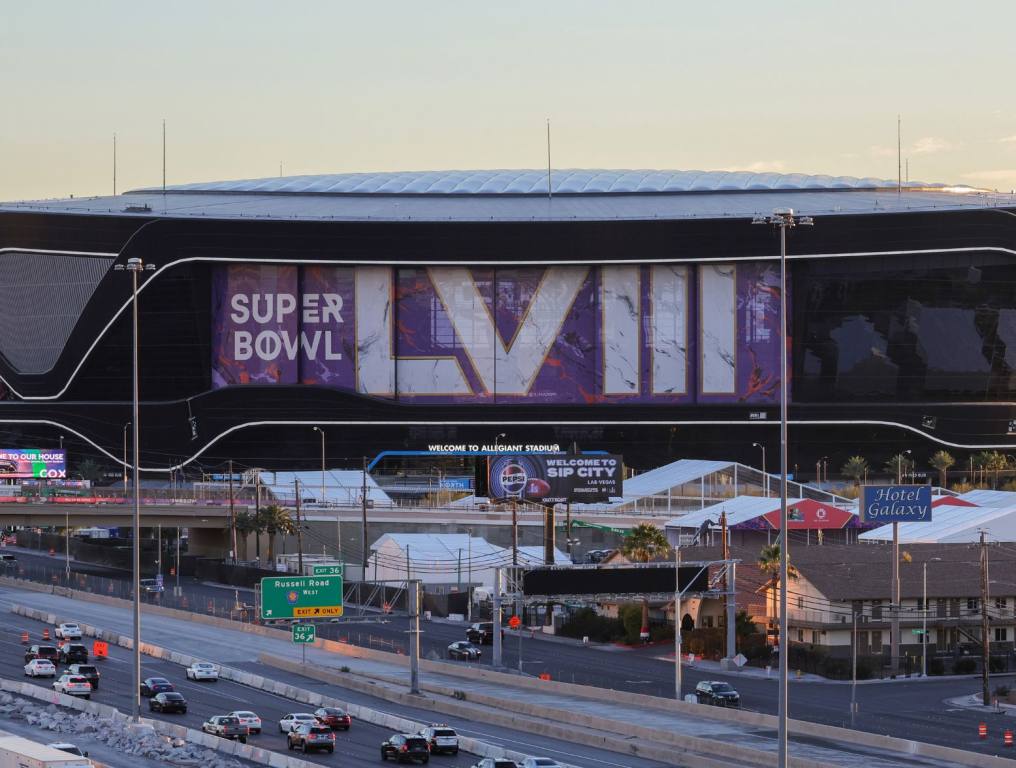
[[1, 244, 1015, 401], [0, 417, 1011, 474]]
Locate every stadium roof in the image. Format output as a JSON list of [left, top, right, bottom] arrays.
[[2, 168, 1009, 223]]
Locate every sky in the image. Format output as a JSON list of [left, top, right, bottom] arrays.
[[3, 1, 1016, 200]]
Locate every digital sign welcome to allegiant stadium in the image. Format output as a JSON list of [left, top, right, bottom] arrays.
[[211, 262, 782, 404]]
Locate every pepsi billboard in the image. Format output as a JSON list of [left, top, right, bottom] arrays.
[[487, 454, 622, 504]]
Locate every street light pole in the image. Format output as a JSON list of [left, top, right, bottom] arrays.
[[753, 442, 767, 496], [891, 448, 911, 676], [754, 208, 812, 768], [313, 427, 337, 558], [922, 561, 927, 677], [122, 423, 130, 497], [115, 255, 153, 724]]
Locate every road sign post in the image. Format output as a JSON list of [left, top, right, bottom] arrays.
[[260, 575, 343, 620]]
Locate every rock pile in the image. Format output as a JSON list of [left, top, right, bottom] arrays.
[[0, 692, 244, 768]]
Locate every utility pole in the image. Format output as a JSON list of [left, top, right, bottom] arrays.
[[228, 459, 236, 563], [254, 471, 262, 563], [850, 609, 858, 727], [675, 546, 682, 700], [565, 501, 572, 559], [295, 478, 304, 574], [721, 511, 730, 659], [492, 568, 503, 668], [409, 579, 421, 694], [981, 529, 990, 707], [362, 456, 369, 580]]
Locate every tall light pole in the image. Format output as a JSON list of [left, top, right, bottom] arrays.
[[122, 423, 130, 497], [892, 448, 912, 676], [752, 442, 767, 496], [754, 208, 812, 768], [115, 255, 154, 723], [313, 427, 338, 558]]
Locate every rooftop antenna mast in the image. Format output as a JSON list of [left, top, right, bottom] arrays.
[[546, 118, 553, 200], [162, 119, 166, 193], [113, 133, 117, 196], [897, 114, 901, 197]]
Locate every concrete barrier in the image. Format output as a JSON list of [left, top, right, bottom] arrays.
[[0, 677, 323, 768]]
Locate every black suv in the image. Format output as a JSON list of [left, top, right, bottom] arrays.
[[58, 644, 88, 664], [67, 664, 99, 690], [25, 645, 59, 663], [466, 622, 495, 645], [695, 680, 740, 707], [381, 734, 430, 764]]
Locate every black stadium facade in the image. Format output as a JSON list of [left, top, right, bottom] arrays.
[[0, 169, 1014, 477]]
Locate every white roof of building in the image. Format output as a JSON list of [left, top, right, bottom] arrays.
[[139, 169, 947, 196], [665, 496, 806, 530], [858, 501, 1016, 544], [370, 533, 571, 565], [265, 470, 392, 505], [571, 459, 736, 511], [954, 489, 1016, 507]]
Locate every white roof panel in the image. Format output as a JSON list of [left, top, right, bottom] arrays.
[[858, 502, 1016, 544], [665, 496, 804, 530]]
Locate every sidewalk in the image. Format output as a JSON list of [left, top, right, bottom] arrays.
[[0, 584, 977, 768]]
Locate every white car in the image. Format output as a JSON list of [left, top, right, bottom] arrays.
[[521, 760, 562, 768], [55, 623, 82, 640], [53, 674, 92, 699], [185, 662, 220, 681], [229, 710, 262, 735], [24, 659, 56, 678], [278, 712, 317, 733]]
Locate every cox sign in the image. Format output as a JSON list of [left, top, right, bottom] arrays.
[[0, 449, 67, 480]]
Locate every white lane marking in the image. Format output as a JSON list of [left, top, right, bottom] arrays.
[[458, 727, 651, 768]]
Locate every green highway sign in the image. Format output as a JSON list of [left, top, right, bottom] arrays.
[[292, 624, 316, 644], [312, 564, 344, 577], [911, 629, 926, 635], [260, 575, 343, 620]]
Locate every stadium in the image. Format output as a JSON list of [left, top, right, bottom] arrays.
[[0, 169, 1014, 478]]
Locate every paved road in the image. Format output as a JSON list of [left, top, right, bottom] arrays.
[[6, 548, 1012, 757], [1, 601, 669, 768]]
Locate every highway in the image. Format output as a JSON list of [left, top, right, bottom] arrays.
[[0, 603, 671, 768], [4, 548, 1013, 757]]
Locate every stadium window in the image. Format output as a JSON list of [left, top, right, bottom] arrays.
[[872, 600, 883, 621]]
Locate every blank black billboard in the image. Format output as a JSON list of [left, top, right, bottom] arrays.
[[523, 566, 709, 596]]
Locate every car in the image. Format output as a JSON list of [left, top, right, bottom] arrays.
[[140, 677, 174, 697], [58, 643, 88, 665], [149, 692, 187, 713], [202, 715, 248, 742], [471, 761, 518, 768], [313, 706, 351, 730], [521, 759, 562, 768], [418, 725, 458, 755], [465, 622, 496, 645], [24, 645, 59, 664], [695, 680, 741, 707], [55, 623, 82, 640], [447, 641, 481, 661], [67, 664, 100, 691], [0, 553, 16, 569], [47, 744, 88, 758], [278, 712, 318, 733], [139, 578, 164, 594], [380, 734, 430, 764], [186, 662, 220, 681], [24, 659, 56, 678], [229, 710, 262, 735], [52, 674, 91, 699], [287, 723, 335, 753]]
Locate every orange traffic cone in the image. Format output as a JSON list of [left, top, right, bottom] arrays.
[[19, 631, 28, 644], [979, 722, 988, 739], [42, 628, 50, 641], [1005, 730, 1013, 748]]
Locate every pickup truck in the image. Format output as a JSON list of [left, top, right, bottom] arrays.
[[202, 716, 248, 742]]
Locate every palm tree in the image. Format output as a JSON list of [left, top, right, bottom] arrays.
[[884, 453, 914, 483], [976, 450, 1008, 489], [261, 504, 296, 565], [928, 450, 955, 490], [233, 509, 259, 561], [757, 544, 798, 636], [620, 523, 671, 642], [840, 456, 869, 487]]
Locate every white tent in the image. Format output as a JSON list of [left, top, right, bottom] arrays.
[[264, 470, 392, 507], [859, 501, 1016, 544], [366, 533, 571, 587]]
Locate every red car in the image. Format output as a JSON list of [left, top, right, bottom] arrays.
[[314, 706, 352, 730]]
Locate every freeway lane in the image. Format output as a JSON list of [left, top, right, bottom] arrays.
[[0, 616, 476, 768], [1, 604, 670, 768], [5, 549, 1012, 756]]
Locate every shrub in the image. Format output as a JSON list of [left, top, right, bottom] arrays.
[[953, 657, 977, 675], [989, 656, 1007, 673], [855, 658, 875, 680], [619, 603, 645, 645], [928, 657, 945, 676], [820, 656, 851, 679], [994, 685, 1011, 698], [557, 607, 624, 643]]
